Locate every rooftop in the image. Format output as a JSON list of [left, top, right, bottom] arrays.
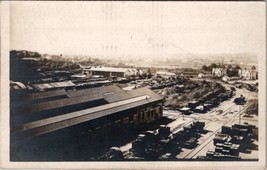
[[156, 71, 176, 76], [32, 81, 75, 90], [11, 85, 163, 141], [83, 66, 138, 73]]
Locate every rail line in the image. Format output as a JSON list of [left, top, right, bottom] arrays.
[[170, 101, 237, 135], [123, 99, 252, 160], [183, 103, 253, 159]]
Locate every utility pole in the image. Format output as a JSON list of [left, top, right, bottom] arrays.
[[239, 105, 241, 124]]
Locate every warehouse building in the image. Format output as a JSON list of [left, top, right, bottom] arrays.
[[10, 84, 163, 143], [155, 71, 176, 78], [82, 66, 142, 78]]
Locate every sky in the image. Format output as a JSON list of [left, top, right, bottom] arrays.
[[10, 1, 266, 59]]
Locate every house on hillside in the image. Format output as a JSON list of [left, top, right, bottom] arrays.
[[212, 68, 227, 77], [238, 69, 258, 80]]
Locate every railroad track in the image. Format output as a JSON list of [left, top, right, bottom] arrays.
[[197, 104, 237, 126], [183, 103, 253, 159], [171, 119, 196, 133], [171, 102, 237, 135], [123, 100, 253, 160]]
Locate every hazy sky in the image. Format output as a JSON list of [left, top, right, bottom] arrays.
[[10, 1, 266, 59]]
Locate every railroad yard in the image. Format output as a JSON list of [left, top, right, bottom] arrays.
[[6, 3, 265, 168], [10, 65, 259, 161], [114, 82, 258, 161], [9, 50, 259, 161]]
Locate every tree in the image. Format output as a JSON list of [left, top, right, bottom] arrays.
[[210, 63, 217, 69], [251, 65, 256, 70], [202, 65, 208, 71], [234, 65, 241, 70]]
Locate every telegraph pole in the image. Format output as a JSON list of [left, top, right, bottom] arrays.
[[239, 105, 241, 124]]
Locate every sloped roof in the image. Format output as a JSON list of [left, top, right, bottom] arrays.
[[67, 84, 121, 98], [13, 85, 159, 116], [13, 89, 67, 102], [11, 85, 121, 111], [11, 85, 163, 141], [15, 85, 122, 114], [14, 94, 105, 115], [32, 81, 75, 90]]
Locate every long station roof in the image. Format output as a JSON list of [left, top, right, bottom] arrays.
[[11, 85, 163, 142], [11, 85, 121, 112]]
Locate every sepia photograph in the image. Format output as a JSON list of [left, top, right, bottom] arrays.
[[0, 1, 266, 169]]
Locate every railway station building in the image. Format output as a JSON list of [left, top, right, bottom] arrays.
[[10, 84, 163, 143]]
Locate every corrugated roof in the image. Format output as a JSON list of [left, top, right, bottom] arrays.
[[67, 84, 122, 98], [11, 85, 164, 141], [103, 87, 162, 103], [11, 94, 162, 141], [11, 85, 122, 114], [14, 93, 105, 115], [13, 86, 162, 116], [126, 87, 162, 100], [13, 85, 120, 102], [104, 90, 130, 103], [12, 89, 67, 102]]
